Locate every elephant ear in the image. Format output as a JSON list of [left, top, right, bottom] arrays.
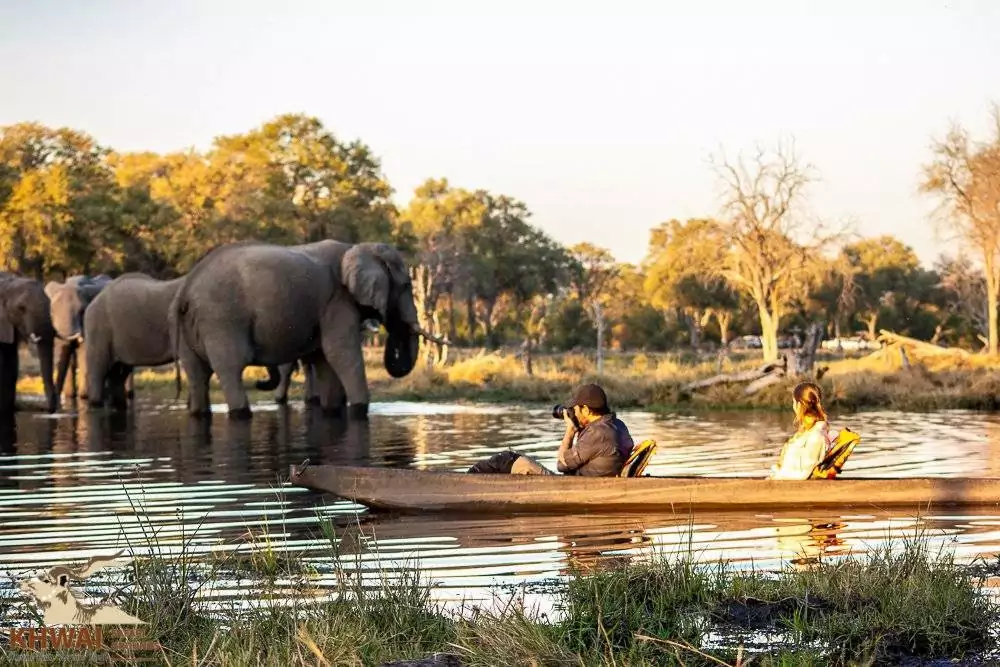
[[342, 245, 390, 321], [44, 281, 62, 301], [0, 300, 12, 344], [78, 282, 104, 303]]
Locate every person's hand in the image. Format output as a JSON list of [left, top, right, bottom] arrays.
[[563, 409, 577, 435]]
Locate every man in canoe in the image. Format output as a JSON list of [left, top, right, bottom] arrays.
[[469, 383, 633, 477]]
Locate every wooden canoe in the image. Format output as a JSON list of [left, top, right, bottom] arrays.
[[288, 464, 1000, 514]]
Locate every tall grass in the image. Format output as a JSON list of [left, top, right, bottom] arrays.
[[16, 346, 1000, 413], [5, 507, 995, 667]]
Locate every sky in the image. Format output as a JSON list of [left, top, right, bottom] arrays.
[[2, 0, 999, 266]]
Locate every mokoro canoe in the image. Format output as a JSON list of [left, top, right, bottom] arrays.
[[288, 464, 1000, 514]]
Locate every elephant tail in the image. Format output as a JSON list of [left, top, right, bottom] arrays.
[[254, 364, 284, 392], [172, 295, 188, 402]]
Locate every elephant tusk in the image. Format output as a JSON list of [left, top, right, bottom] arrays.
[[413, 326, 448, 346]]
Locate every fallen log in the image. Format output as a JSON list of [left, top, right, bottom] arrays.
[[743, 371, 786, 395], [876, 330, 969, 357], [683, 361, 785, 391]]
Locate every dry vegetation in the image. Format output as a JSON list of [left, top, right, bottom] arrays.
[[15, 344, 1000, 413]]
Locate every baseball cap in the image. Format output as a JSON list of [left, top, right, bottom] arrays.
[[568, 383, 609, 412]]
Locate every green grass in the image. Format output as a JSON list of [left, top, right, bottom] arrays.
[[5, 506, 996, 667]]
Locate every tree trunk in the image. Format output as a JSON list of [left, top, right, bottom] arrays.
[[758, 307, 780, 362], [786, 321, 823, 377], [592, 302, 605, 375], [522, 338, 533, 376], [686, 312, 702, 349], [482, 298, 498, 349], [466, 294, 476, 343], [716, 311, 732, 347], [447, 291, 457, 344], [866, 314, 878, 343], [988, 277, 999, 356]]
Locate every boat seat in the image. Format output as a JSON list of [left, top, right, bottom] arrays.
[[810, 428, 861, 480], [620, 439, 657, 478]]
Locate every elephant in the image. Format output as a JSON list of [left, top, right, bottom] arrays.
[[0, 272, 58, 415], [85, 272, 281, 411], [45, 274, 113, 402], [171, 239, 437, 419]]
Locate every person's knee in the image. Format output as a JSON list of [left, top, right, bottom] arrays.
[[511, 455, 551, 475]]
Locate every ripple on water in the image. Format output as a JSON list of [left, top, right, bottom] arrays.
[[2, 402, 1000, 617]]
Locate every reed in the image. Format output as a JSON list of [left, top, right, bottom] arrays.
[[6, 506, 994, 667]]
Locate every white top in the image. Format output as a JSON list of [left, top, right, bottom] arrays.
[[769, 420, 832, 480]]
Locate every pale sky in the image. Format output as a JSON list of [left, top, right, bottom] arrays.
[[2, 0, 999, 266]]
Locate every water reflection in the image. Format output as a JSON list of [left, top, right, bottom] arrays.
[[2, 403, 1000, 615]]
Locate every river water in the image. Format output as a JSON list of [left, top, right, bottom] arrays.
[[3, 400, 1000, 618]]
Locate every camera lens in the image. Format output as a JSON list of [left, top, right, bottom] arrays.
[[552, 404, 566, 420]]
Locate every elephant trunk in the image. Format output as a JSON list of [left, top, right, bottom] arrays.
[[384, 329, 419, 378], [54, 339, 75, 399], [37, 337, 58, 413]]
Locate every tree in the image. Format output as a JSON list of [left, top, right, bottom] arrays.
[[712, 141, 829, 362], [934, 253, 988, 348], [466, 194, 570, 347], [569, 242, 619, 373], [211, 113, 396, 245], [644, 218, 742, 349], [841, 236, 921, 340], [921, 106, 1000, 354], [401, 178, 487, 366], [0, 123, 123, 277]]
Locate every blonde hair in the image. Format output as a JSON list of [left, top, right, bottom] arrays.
[[792, 381, 827, 432]]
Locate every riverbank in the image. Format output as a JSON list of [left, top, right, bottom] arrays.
[[16, 348, 1000, 413], [6, 530, 996, 666]]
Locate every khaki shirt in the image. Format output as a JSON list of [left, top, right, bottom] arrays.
[[557, 415, 625, 477]]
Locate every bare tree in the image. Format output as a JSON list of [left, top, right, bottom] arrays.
[[569, 243, 619, 374], [921, 105, 1000, 354], [711, 139, 830, 362]]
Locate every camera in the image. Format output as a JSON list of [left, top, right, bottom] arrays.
[[552, 404, 580, 429]]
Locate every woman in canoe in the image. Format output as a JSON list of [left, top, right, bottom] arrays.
[[769, 381, 833, 480]]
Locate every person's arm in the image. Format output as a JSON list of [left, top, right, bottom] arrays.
[[556, 415, 576, 472]]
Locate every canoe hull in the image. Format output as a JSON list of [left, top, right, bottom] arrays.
[[288, 464, 1000, 514]]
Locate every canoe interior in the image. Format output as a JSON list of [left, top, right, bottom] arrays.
[[288, 464, 1000, 515]]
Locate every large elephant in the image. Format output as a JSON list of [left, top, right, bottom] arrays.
[[171, 240, 433, 419], [0, 272, 58, 415], [45, 274, 113, 401], [85, 272, 281, 411]]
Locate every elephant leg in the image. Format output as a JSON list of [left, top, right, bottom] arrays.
[[55, 340, 74, 402], [311, 358, 346, 417], [126, 372, 135, 400], [319, 315, 369, 420], [0, 344, 16, 414], [85, 338, 110, 408], [70, 348, 78, 399], [304, 360, 320, 406], [76, 343, 88, 400], [108, 363, 131, 412], [180, 346, 213, 417], [274, 362, 295, 405], [204, 339, 252, 419]]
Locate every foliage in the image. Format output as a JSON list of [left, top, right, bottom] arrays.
[[2, 113, 997, 360]]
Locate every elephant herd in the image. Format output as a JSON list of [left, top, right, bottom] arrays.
[[0, 239, 438, 420]]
